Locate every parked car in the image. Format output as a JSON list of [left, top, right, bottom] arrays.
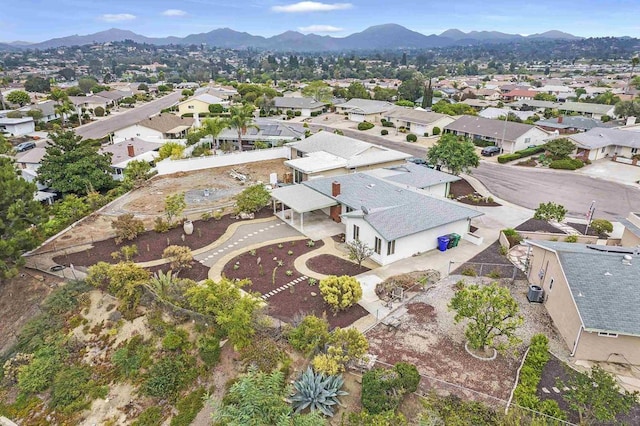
[[481, 146, 501, 156], [15, 141, 36, 152]]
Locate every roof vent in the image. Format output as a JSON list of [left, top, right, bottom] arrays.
[[362, 206, 369, 214], [367, 183, 375, 189], [604, 271, 612, 276], [622, 254, 633, 266]]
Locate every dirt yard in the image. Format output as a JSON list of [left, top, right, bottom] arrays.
[[0, 269, 60, 355], [37, 159, 288, 252], [366, 275, 569, 406]]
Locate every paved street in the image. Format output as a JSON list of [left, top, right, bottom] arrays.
[[471, 162, 640, 220], [75, 91, 181, 139]]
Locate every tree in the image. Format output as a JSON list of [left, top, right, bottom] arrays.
[[86, 261, 150, 312], [302, 80, 332, 102], [186, 277, 261, 350], [213, 368, 324, 426], [287, 315, 330, 356], [614, 100, 640, 118], [24, 76, 50, 93], [346, 82, 370, 100], [6, 90, 31, 106], [589, 218, 613, 235], [544, 138, 574, 159], [77, 77, 98, 94], [164, 192, 186, 225], [0, 157, 46, 281], [162, 245, 194, 274], [158, 141, 185, 160], [138, 83, 149, 93], [319, 275, 363, 314], [123, 159, 152, 188], [422, 78, 434, 109], [398, 74, 424, 102], [533, 202, 567, 222], [346, 239, 373, 267], [111, 214, 145, 244], [559, 365, 638, 424], [38, 130, 114, 195], [235, 184, 270, 214], [201, 116, 229, 149], [448, 282, 523, 353], [534, 93, 557, 102], [26, 109, 43, 121], [57, 67, 76, 81], [228, 104, 258, 151], [426, 134, 479, 176]]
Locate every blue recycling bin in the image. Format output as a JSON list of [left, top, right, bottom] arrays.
[[437, 235, 450, 252]]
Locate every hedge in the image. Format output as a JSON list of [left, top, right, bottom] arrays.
[[381, 129, 388, 136], [473, 139, 496, 147], [498, 153, 522, 163], [513, 334, 566, 420], [549, 158, 584, 170], [497, 145, 546, 164], [406, 133, 417, 142], [357, 121, 374, 131]]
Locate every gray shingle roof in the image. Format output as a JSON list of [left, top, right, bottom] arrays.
[[374, 163, 461, 188], [303, 173, 482, 241], [536, 116, 614, 131], [569, 127, 640, 150], [137, 113, 194, 133], [337, 98, 394, 114], [510, 100, 615, 115], [274, 97, 327, 109], [288, 131, 377, 159], [444, 115, 538, 142], [533, 241, 640, 336], [385, 107, 450, 125]]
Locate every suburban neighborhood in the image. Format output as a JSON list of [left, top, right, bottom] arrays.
[[1, 5, 640, 425]]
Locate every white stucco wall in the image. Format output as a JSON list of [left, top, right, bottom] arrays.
[[2, 121, 35, 136], [343, 215, 471, 265], [114, 125, 164, 142], [511, 128, 549, 152]]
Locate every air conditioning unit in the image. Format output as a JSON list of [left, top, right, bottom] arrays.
[[527, 285, 544, 303]]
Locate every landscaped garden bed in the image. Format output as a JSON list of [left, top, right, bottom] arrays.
[[450, 179, 501, 207], [515, 218, 565, 234], [53, 210, 273, 266], [146, 262, 210, 282], [452, 240, 526, 280], [222, 240, 369, 328], [306, 254, 370, 276]]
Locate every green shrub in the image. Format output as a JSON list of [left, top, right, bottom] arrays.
[[381, 129, 388, 136], [497, 153, 522, 163], [162, 328, 190, 352], [287, 315, 330, 356], [239, 337, 289, 373], [432, 126, 441, 135], [197, 334, 221, 368], [590, 219, 613, 234], [357, 121, 374, 131], [132, 406, 163, 426], [294, 111, 302, 116], [17, 347, 61, 394], [564, 235, 578, 243], [362, 362, 421, 414], [50, 365, 105, 414], [516, 145, 545, 157], [473, 139, 496, 147], [461, 267, 477, 277], [394, 362, 420, 393], [142, 355, 197, 399], [549, 158, 584, 170], [406, 133, 418, 142], [381, 120, 395, 128], [170, 387, 206, 426]]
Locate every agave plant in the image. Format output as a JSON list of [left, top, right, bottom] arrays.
[[290, 366, 348, 417]]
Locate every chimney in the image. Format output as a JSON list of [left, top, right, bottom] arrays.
[[127, 144, 135, 157], [332, 181, 341, 197], [557, 116, 563, 124]]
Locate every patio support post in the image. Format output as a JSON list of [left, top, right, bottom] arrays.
[[300, 211, 304, 232]]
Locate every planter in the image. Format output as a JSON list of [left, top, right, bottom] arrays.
[[183, 220, 194, 235], [464, 341, 497, 361]]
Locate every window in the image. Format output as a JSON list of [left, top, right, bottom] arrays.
[[346, 206, 354, 213], [598, 332, 618, 338], [524, 137, 531, 144], [601, 147, 605, 153], [188, 105, 194, 109], [387, 240, 396, 255], [549, 278, 554, 292], [294, 169, 304, 183], [353, 225, 360, 241], [374, 237, 382, 255], [632, 148, 638, 154]]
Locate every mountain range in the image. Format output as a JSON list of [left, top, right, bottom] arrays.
[[0, 24, 583, 52]]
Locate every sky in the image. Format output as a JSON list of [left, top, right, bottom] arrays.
[[1, 0, 639, 43]]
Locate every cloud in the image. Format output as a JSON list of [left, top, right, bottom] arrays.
[[99, 13, 136, 22], [298, 24, 344, 33], [162, 9, 188, 17], [272, 2, 352, 13]]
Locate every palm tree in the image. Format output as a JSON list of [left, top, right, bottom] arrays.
[[54, 101, 74, 128], [201, 116, 229, 149], [228, 104, 259, 151]]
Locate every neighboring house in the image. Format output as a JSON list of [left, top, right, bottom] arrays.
[[270, 173, 482, 265], [365, 162, 460, 197], [383, 107, 455, 136], [502, 89, 538, 102], [285, 131, 411, 182], [0, 116, 35, 136], [475, 88, 502, 101], [526, 240, 640, 365], [216, 119, 303, 151], [177, 93, 227, 116], [194, 85, 238, 100], [97, 90, 132, 104], [19, 100, 60, 123], [619, 212, 640, 248], [510, 100, 616, 119], [273, 97, 327, 117], [114, 113, 194, 141], [444, 115, 550, 153], [99, 138, 162, 180], [461, 98, 501, 111], [68, 95, 112, 111], [568, 127, 640, 162], [334, 99, 394, 123], [536, 116, 614, 134], [15, 147, 55, 203], [478, 107, 536, 121]]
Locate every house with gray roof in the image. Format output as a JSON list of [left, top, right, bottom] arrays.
[[285, 131, 411, 182], [0, 116, 35, 136], [216, 119, 303, 150], [536, 115, 614, 135], [270, 172, 482, 265], [527, 240, 640, 364], [335, 98, 394, 123], [19, 100, 60, 123], [365, 162, 460, 197], [444, 115, 550, 154], [568, 127, 640, 162], [273, 97, 327, 117], [383, 107, 455, 136], [619, 212, 640, 248], [510, 100, 616, 119], [114, 113, 194, 141]]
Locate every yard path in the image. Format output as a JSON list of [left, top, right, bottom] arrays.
[[293, 237, 377, 281]]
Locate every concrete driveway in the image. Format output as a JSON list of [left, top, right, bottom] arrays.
[[577, 159, 640, 186]]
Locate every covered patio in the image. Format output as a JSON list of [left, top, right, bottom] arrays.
[[270, 185, 344, 240]]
